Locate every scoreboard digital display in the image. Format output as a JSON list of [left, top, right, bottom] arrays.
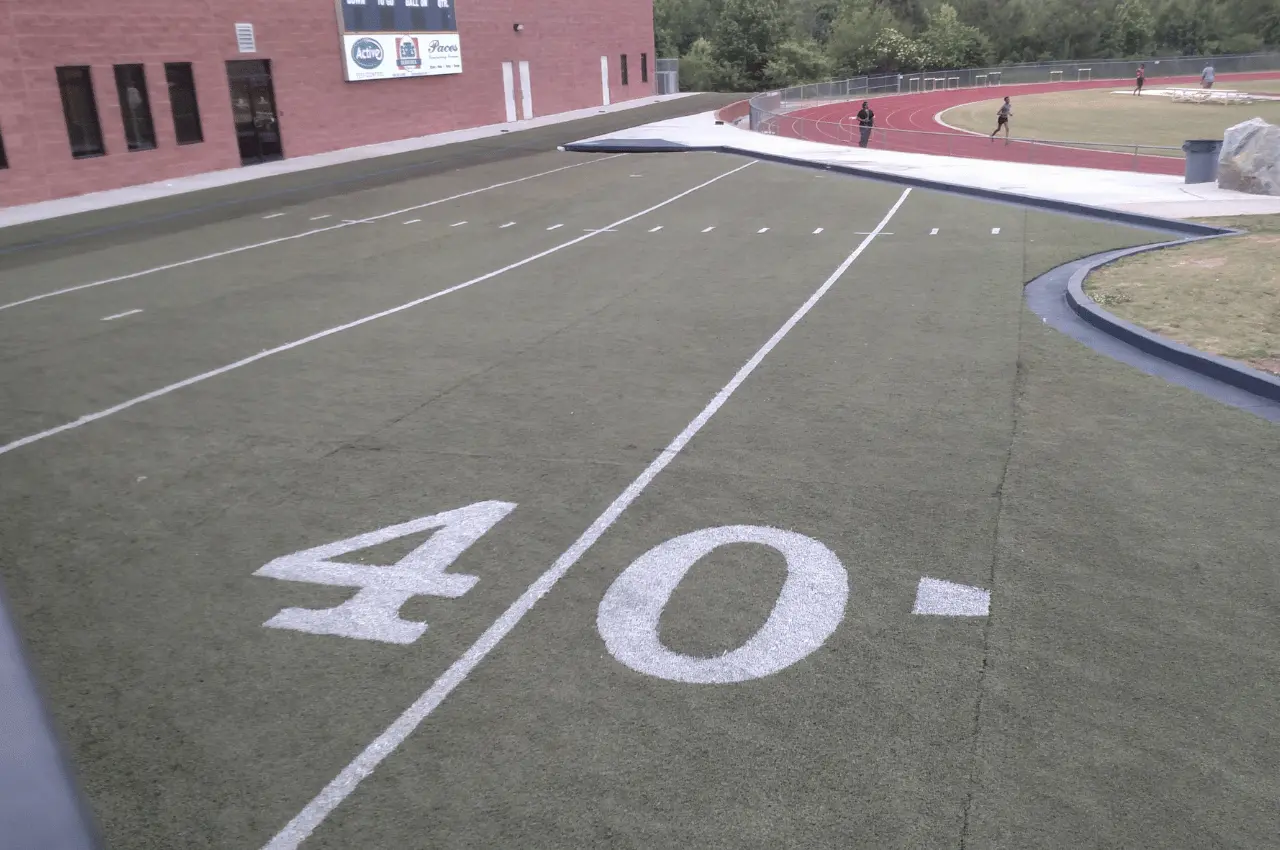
[[340, 0, 456, 34]]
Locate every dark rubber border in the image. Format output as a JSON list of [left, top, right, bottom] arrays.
[[567, 136, 1280, 413]]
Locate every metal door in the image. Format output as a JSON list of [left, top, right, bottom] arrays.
[[226, 60, 284, 165]]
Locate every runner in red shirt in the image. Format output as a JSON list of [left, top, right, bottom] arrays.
[[1133, 63, 1146, 96]]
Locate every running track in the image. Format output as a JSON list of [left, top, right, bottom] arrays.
[[772, 72, 1280, 175]]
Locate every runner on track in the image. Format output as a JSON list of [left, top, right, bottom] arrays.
[[990, 96, 1011, 144], [1134, 63, 1146, 95], [856, 101, 874, 148], [1201, 63, 1215, 89]]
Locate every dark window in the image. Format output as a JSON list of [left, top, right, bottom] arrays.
[[641, 53, 649, 83], [0, 123, 7, 170], [165, 63, 204, 144], [621, 54, 629, 86], [114, 64, 157, 151], [56, 66, 106, 158]]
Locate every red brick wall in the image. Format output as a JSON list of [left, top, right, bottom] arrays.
[[0, 0, 656, 207]]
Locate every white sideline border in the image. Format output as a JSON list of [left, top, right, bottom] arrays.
[[0, 94, 698, 230], [0, 154, 626, 314], [260, 187, 914, 850], [0, 161, 756, 459]]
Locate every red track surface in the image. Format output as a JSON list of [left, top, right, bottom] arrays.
[[773, 72, 1280, 174]]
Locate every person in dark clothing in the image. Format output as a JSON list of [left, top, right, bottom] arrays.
[[856, 101, 874, 148], [1134, 63, 1146, 95]]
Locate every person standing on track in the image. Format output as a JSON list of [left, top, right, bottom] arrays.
[[856, 101, 874, 148], [1201, 63, 1215, 89], [990, 96, 1011, 144], [1134, 63, 1146, 95]]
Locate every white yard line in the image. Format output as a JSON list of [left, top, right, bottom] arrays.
[[0, 155, 626, 315], [100, 309, 143, 321], [260, 186, 914, 850], [0, 161, 754, 459]]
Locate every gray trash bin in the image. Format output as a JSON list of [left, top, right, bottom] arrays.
[[1182, 139, 1223, 184]]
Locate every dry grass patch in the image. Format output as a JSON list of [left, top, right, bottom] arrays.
[[942, 88, 1280, 155], [1084, 215, 1280, 375]]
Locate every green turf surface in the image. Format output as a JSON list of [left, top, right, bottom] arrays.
[[0, 93, 744, 265], [1, 150, 1277, 850]]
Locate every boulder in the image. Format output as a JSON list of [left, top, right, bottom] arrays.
[[1217, 117, 1280, 195]]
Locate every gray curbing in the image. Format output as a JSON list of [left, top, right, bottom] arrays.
[[1064, 237, 1280, 404], [566, 137, 1280, 407]]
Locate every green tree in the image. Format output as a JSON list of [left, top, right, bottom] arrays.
[[1107, 0, 1156, 56], [764, 37, 836, 86], [920, 3, 990, 68], [679, 37, 733, 90], [825, 0, 901, 74], [710, 0, 793, 88]]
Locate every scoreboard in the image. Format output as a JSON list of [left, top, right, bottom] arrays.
[[337, 0, 462, 81]]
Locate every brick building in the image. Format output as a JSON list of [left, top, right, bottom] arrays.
[[0, 0, 656, 207]]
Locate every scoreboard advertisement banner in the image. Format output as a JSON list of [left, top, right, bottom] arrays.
[[337, 0, 462, 81]]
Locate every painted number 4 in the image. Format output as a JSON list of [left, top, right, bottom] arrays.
[[254, 501, 516, 645]]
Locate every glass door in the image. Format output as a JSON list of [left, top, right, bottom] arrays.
[[225, 60, 284, 165]]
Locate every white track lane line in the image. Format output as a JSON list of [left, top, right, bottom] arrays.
[[991, 227, 1001, 234], [499, 222, 516, 229], [701, 226, 715, 233], [0, 161, 754, 459], [309, 215, 332, 221], [813, 228, 824, 234], [261, 185, 913, 850], [0, 155, 626, 314], [930, 228, 939, 235], [263, 213, 286, 220], [451, 221, 468, 227], [649, 225, 663, 232]]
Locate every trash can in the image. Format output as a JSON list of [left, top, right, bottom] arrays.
[[1182, 139, 1223, 184]]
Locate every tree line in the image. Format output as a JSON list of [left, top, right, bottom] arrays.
[[656, 0, 1280, 91]]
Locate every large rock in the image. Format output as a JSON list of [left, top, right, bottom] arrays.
[[1217, 117, 1280, 195]]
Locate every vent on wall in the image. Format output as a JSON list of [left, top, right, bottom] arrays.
[[235, 23, 256, 53]]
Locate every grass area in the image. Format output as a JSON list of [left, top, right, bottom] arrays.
[[942, 87, 1280, 154], [1084, 214, 1280, 375]]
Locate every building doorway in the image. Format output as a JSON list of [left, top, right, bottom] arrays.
[[226, 60, 283, 165]]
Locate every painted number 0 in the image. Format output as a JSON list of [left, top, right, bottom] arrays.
[[597, 526, 849, 684]]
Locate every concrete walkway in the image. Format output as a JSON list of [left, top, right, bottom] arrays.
[[569, 110, 1280, 220], [0, 94, 697, 230]]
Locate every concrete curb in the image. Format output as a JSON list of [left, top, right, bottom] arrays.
[[566, 136, 1280, 408], [1065, 236, 1280, 404]]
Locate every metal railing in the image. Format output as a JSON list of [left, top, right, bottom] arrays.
[[748, 50, 1280, 132], [760, 112, 1186, 174]]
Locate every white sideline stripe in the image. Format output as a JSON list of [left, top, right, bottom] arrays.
[[813, 227, 823, 234], [262, 213, 285, 219], [991, 227, 1001, 234], [757, 227, 770, 233], [701, 226, 715, 233], [310, 215, 332, 221], [930, 228, 939, 235], [0, 155, 625, 314], [261, 185, 913, 850], [403, 219, 421, 225], [0, 161, 753, 460], [101, 309, 143, 321], [546, 224, 563, 231], [499, 222, 516, 229], [648, 225, 663, 232], [450, 221, 468, 227]]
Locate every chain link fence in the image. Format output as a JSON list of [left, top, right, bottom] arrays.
[[749, 50, 1280, 131]]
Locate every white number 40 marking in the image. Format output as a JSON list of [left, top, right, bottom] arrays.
[[255, 506, 988, 684], [254, 501, 516, 645]]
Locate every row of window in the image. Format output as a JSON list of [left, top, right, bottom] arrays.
[[53, 63, 205, 161], [620, 53, 650, 87]]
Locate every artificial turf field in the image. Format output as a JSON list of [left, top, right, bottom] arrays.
[[1, 146, 1278, 849]]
